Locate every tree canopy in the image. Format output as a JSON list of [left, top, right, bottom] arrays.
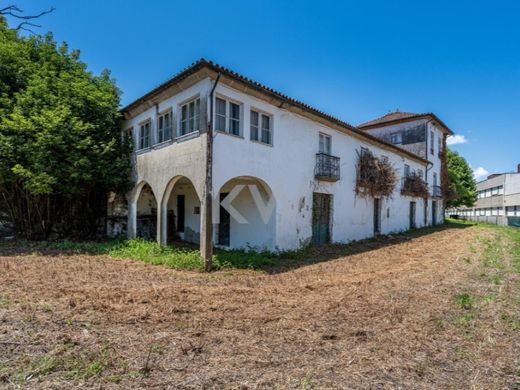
[[446, 148, 477, 208], [0, 16, 131, 238]]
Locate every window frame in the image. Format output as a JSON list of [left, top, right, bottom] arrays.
[[138, 119, 152, 150], [430, 130, 435, 155], [250, 108, 273, 146], [318, 132, 332, 155], [390, 132, 403, 144], [214, 95, 243, 137], [179, 96, 201, 137], [156, 108, 173, 144]]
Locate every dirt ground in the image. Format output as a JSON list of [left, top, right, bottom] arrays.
[[1, 225, 519, 389]]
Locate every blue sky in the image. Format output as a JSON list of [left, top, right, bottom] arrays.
[[7, 0, 520, 177]]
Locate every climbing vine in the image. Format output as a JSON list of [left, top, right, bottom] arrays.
[[355, 151, 397, 199]]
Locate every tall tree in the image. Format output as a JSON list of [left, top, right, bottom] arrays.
[[446, 149, 477, 208], [0, 16, 131, 239]]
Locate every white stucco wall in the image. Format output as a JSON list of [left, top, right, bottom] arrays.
[[212, 83, 428, 251], [120, 75, 446, 251]]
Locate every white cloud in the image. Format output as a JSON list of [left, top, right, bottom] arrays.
[[447, 134, 468, 146], [473, 167, 489, 180]]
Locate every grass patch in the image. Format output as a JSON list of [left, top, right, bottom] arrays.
[[39, 239, 301, 271], [455, 293, 473, 310]]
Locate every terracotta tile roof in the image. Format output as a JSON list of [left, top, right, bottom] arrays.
[[358, 111, 454, 134], [122, 59, 430, 164]]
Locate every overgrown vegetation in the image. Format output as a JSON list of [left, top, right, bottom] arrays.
[[446, 149, 477, 208], [38, 239, 293, 271], [401, 171, 429, 198], [355, 150, 397, 198], [0, 16, 131, 240]]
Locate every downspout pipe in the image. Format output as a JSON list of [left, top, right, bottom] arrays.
[[202, 73, 221, 271]]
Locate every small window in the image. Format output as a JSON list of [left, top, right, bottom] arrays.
[[390, 132, 402, 144], [229, 102, 240, 136], [215, 97, 226, 132], [139, 121, 151, 150], [194, 206, 200, 215], [319, 133, 332, 154], [360, 146, 370, 156], [251, 110, 272, 145], [438, 137, 442, 154], [180, 98, 200, 136], [491, 187, 498, 196], [417, 169, 423, 179], [404, 164, 410, 177], [157, 111, 172, 143], [215, 97, 241, 136], [433, 172, 437, 186], [497, 186, 504, 195], [430, 131, 435, 155]]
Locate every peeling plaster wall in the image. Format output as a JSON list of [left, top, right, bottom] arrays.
[[212, 83, 429, 251]]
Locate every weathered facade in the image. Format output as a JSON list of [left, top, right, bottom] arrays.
[[108, 60, 451, 252]]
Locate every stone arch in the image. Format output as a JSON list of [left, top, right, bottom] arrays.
[[215, 175, 276, 251], [159, 175, 202, 246]]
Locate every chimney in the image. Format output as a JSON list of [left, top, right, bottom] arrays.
[[517, 163, 520, 173]]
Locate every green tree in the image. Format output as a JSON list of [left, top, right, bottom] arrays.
[[0, 16, 131, 239], [446, 149, 477, 208]]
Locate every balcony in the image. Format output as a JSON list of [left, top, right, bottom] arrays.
[[315, 153, 340, 182], [401, 175, 429, 198], [431, 185, 442, 198]]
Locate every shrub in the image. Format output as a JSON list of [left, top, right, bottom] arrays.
[[355, 151, 397, 198]]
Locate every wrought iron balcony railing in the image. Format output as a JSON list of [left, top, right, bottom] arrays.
[[315, 153, 340, 182]]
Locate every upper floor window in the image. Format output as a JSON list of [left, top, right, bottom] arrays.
[[438, 137, 442, 154], [250, 109, 272, 145], [360, 146, 370, 156], [139, 120, 151, 150], [215, 97, 241, 136], [433, 172, 438, 186], [180, 98, 200, 136], [157, 110, 172, 143], [404, 164, 410, 177], [319, 133, 331, 154], [417, 169, 423, 179], [430, 131, 434, 155], [390, 132, 402, 144]]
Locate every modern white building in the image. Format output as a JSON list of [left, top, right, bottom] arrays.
[[108, 59, 451, 253], [450, 165, 520, 227]]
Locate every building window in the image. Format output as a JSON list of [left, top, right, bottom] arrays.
[[430, 131, 434, 155], [215, 97, 226, 132], [215, 97, 241, 136], [390, 132, 402, 144], [417, 169, 423, 179], [250, 109, 272, 145], [438, 137, 442, 154], [139, 121, 151, 150], [180, 98, 200, 136], [229, 102, 240, 136], [360, 146, 370, 156], [433, 172, 438, 186], [319, 133, 332, 154], [157, 111, 172, 143], [497, 186, 504, 195], [404, 164, 410, 177]]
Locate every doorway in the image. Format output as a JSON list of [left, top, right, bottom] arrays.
[[218, 192, 230, 246], [312, 193, 332, 245], [432, 200, 437, 226], [374, 198, 381, 235], [409, 201, 416, 229]]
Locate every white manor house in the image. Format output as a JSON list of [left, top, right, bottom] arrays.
[[107, 59, 453, 254]]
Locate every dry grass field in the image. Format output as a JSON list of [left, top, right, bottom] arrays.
[[1, 222, 519, 389]]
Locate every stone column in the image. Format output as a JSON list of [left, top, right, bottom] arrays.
[[127, 200, 137, 239]]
